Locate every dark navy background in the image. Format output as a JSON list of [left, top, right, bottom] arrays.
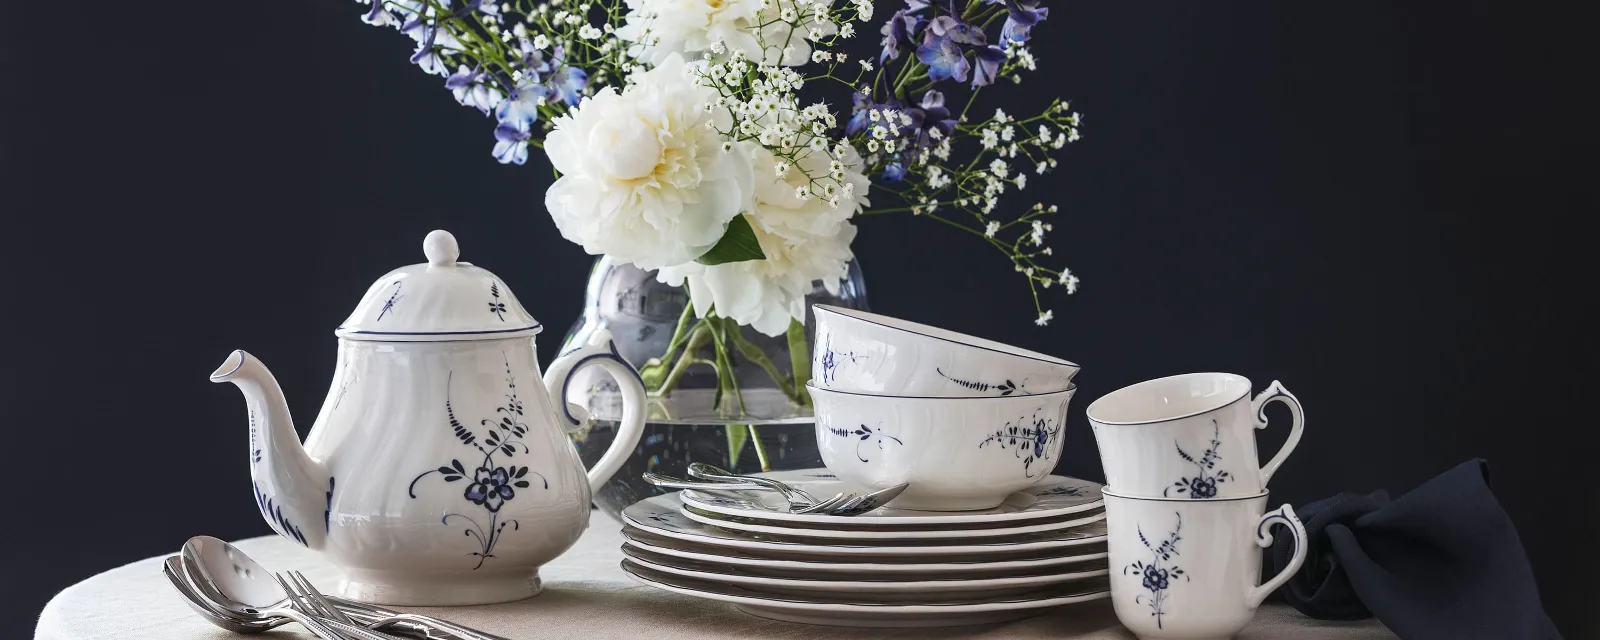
[[1, 1, 1591, 636]]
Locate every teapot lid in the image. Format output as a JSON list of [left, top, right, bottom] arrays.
[[335, 230, 542, 342]]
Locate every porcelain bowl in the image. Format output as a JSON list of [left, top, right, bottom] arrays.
[[811, 305, 1079, 397], [808, 383, 1077, 511]]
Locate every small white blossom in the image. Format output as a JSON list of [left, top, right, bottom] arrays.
[[578, 24, 602, 39], [1030, 220, 1045, 245], [709, 40, 727, 54], [1015, 174, 1027, 190], [990, 159, 1009, 178], [779, 7, 797, 21], [980, 129, 999, 149], [1059, 269, 1079, 293], [984, 221, 1000, 237], [840, 22, 855, 38], [808, 136, 828, 152], [993, 108, 1010, 123], [865, 139, 879, 152], [721, 141, 734, 153], [794, 184, 810, 199], [1001, 125, 1015, 142], [774, 161, 790, 177], [533, 34, 551, 49], [1035, 310, 1053, 326]]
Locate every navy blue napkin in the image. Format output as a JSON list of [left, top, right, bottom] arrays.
[[1264, 459, 1561, 639]]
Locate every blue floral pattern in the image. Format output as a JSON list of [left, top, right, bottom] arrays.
[[935, 367, 1021, 395], [254, 482, 308, 547], [978, 412, 1061, 477], [1124, 513, 1188, 629], [826, 423, 904, 462], [1033, 484, 1086, 498], [1165, 420, 1231, 499], [376, 281, 403, 321], [488, 281, 507, 320], [408, 356, 548, 569], [817, 334, 861, 386]]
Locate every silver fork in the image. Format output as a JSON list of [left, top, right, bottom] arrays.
[[290, 571, 508, 640], [273, 573, 399, 640]]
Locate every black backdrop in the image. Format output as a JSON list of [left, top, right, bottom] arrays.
[[1, 1, 1593, 637]]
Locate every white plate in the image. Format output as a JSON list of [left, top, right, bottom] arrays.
[[622, 559, 1111, 628], [623, 494, 1107, 558], [621, 526, 1109, 574], [681, 502, 1106, 540], [621, 544, 1109, 598], [680, 470, 1104, 527]]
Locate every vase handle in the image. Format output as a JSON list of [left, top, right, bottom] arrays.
[[544, 330, 647, 494]]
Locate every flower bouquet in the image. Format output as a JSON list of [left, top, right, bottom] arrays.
[[353, 0, 1083, 510]]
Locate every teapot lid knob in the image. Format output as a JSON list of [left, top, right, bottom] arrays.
[[423, 230, 460, 267]]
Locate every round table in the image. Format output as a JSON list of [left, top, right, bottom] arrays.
[[35, 517, 1394, 639]]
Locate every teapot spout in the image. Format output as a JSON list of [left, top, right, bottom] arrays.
[[211, 350, 330, 550]]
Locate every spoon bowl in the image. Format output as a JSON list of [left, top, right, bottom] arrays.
[[180, 536, 350, 639], [162, 556, 283, 634]]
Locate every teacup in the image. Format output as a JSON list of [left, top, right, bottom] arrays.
[[812, 305, 1079, 397], [807, 383, 1077, 511], [1102, 490, 1307, 640], [1087, 373, 1303, 499]]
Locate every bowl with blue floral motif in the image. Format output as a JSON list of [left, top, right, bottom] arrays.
[[807, 383, 1077, 511]]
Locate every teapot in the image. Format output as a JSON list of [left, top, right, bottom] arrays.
[[211, 230, 646, 606]]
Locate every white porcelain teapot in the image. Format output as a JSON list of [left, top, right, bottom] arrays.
[[211, 230, 646, 606]]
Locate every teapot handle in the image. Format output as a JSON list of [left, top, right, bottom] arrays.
[[544, 330, 647, 494]]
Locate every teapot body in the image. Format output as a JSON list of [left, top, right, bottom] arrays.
[[308, 337, 592, 605]]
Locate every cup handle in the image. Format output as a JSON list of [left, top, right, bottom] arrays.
[[544, 330, 648, 494], [1246, 504, 1308, 608], [1251, 380, 1304, 486]]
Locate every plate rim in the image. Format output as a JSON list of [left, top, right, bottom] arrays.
[[619, 526, 1110, 572], [679, 503, 1107, 540], [680, 471, 1105, 526], [621, 544, 1110, 592], [620, 559, 1112, 613], [623, 494, 1107, 556]]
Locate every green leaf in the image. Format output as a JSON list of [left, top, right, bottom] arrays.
[[725, 425, 749, 468], [696, 215, 767, 266]]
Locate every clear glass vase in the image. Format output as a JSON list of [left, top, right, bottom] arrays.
[[561, 257, 868, 520]]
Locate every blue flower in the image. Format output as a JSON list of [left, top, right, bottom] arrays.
[[1186, 476, 1217, 499], [926, 15, 985, 45], [1032, 421, 1049, 457], [492, 121, 531, 165], [546, 65, 588, 107], [409, 28, 449, 77], [985, 0, 1048, 43], [495, 78, 551, 127], [882, 160, 907, 182], [359, 0, 398, 27], [464, 465, 515, 511], [903, 90, 956, 152], [880, 9, 923, 62], [1142, 564, 1169, 591], [971, 45, 1007, 87], [446, 66, 504, 115], [916, 31, 969, 83]]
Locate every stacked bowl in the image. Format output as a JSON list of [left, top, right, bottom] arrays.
[[808, 304, 1083, 511], [1087, 373, 1312, 639], [618, 306, 1111, 626]]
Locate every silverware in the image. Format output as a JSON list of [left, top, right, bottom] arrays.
[[166, 551, 349, 640], [293, 571, 511, 640], [643, 472, 850, 514], [275, 573, 398, 640], [682, 463, 911, 516]]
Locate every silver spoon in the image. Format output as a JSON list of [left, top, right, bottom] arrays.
[[168, 548, 348, 639], [181, 537, 497, 640], [180, 536, 394, 640]]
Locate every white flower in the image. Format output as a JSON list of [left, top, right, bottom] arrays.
[[618, 0, 836, 65], [1015, 174, 1027, 190], [989, 159, 1009, 178], [533, 33, 551, 49], [853, 0, 873, 20], [1035, 309, 1053, 326], [656, 142, 871, 336], [812, 50, 829, 63], [543, 54, 754, 270], [1059, 269, 1079, 293], [984, 221, 1000, 237], [840, 22, 855, 38], [980, 129, 998, 149]]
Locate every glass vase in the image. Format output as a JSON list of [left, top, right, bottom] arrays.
[[561, 257, 868, 520]]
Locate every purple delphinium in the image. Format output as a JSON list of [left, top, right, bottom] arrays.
[[926, 15, 986, 45], [495, 77, 551, 127], [903, 90, 957, 154], [984, 0, 1049, 43], [971, 45, 1007, 87], [446, 66, 506, 114], [916, 30, 969, 83], [492, 120, 531, 165], [879, 9, 923, 62], [545, 64, 588, 107]]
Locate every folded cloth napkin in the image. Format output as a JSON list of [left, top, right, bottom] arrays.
[[1264, 459, 1561, 639]]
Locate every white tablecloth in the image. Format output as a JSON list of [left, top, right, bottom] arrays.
[[35, 515, 1394, 639]]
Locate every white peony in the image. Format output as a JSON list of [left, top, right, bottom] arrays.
[[616, 0, 833, 67], [543, 54, 754, 270], [656, 141, 871, 336]]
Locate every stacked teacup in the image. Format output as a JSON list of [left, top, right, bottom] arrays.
[[1087, 373, 1310, 639], [805, 305, 1082, 511]]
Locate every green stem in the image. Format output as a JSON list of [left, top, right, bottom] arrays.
[[748, 424, 772, 472], [728, 319, 801, 405], [705, 316, 746, 416], [651, 323, 711, 398], [640, 299, 698, 391], [785, 319, 811, 407]]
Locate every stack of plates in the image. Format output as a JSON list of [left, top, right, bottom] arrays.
[[619, 469, 1112, 627]]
